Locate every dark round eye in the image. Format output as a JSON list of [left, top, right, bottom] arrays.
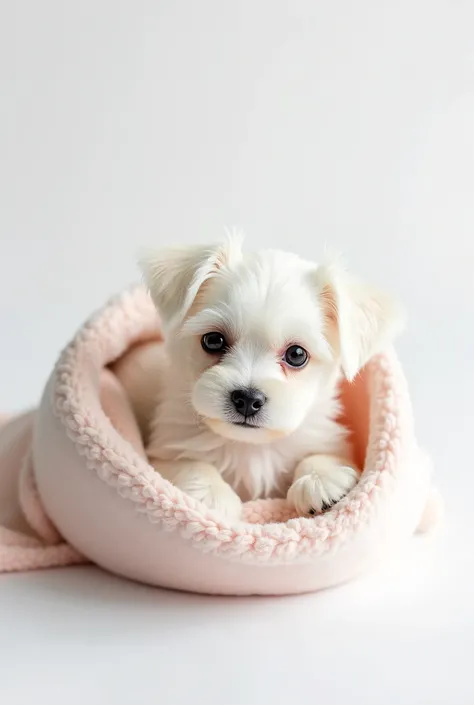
[[284, 345, 309, 368], [201, 332, 228, 354]]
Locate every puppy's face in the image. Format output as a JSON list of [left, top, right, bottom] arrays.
[[142, 238, 401, 445], [176, 252, 336, 444]]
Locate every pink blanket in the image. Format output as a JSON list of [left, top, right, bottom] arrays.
[[0, 288, 442, 594], [0, 411, 84, 571]]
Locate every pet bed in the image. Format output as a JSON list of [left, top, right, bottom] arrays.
[[0, 288, 442, 595]]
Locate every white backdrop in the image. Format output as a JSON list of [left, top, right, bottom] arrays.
[[1, 2, 473, 704]]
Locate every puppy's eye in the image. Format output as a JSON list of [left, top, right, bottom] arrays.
[[201, 332, 228, 354], [284, 345, 309, 368]]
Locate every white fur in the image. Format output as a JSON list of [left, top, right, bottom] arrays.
[[140, 236, 402, 519], [287, 455, 360, 514]]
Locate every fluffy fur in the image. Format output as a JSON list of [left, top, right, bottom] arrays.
[[139, 236, 402, 519]]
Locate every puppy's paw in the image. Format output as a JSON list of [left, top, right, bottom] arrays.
[[287, 455, 358, 516], [174, 463, 242, 520]]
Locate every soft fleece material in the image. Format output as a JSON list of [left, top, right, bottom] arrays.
[[0, 288, 442, 594]]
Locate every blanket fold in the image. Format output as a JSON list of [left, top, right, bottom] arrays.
[[0, 412, 85, 572]]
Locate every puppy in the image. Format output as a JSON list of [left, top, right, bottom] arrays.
[[139, 236, 401, 519]]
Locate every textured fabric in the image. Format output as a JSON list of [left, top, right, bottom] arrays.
[[0, 287, 441, 594], [0, 412, 84, 572]]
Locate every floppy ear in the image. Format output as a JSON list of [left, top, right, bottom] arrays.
[[315, 264, 404, 380], [139, 237, 242, 330]]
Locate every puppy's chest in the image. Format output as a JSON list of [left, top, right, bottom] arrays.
[[177, 437, 305, 501], [217, 443, 297, 500]]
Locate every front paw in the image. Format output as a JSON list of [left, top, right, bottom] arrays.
[[287, 455, 358, 516], [174, 463, 242, 520]]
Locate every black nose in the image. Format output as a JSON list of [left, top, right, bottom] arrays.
[[230, 388, 266, 418]]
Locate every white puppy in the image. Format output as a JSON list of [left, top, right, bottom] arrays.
[[139, 236, 401, 519]]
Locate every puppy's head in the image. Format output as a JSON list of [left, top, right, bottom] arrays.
[[141, 237, 402, 444]]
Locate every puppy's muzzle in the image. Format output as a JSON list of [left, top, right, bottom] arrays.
[[230, 388, 266, 420]]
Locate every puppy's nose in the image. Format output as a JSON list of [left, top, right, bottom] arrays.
[[230, 388, 266, 418]]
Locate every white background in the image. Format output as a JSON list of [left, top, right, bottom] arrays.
[[0, 2, 473, 703]]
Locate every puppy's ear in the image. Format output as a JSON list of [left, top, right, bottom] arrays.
[[314, 264, 404, 380], [139, 237, 242, 329]]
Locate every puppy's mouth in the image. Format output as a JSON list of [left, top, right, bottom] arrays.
[[204, 416, 287, 444], [232, 420, 262, 429]]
